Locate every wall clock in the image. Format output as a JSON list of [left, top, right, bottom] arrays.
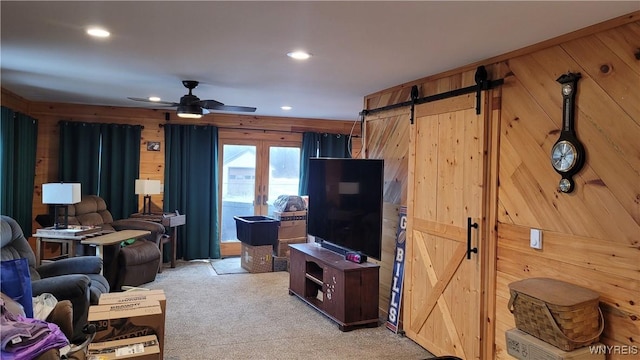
[[551, 72, 585, 193]]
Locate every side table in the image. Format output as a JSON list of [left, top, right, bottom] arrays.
[[129, 213, 186, 272], [33, 227, 106, 266]]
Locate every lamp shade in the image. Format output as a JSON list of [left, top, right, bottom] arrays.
[[135, 179, 162, 195], [42, 183, 81, 204]]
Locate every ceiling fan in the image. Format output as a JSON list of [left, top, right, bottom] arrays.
[[128, 80, 256, 119]]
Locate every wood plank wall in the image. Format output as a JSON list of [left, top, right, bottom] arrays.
[[0, 90, 361, 248], [363, 12, 639, 360], [362, 107, 411, 319]]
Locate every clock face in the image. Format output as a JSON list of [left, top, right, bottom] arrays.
[[558, 178, 572, 193], [551, 140, 577, 172]]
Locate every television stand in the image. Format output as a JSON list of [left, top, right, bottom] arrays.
[[288, 243, 380, 331]]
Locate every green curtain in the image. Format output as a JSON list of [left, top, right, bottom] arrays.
[[59, 121, 141, 220], [319, 133, 350, 158], [98, 124, 142, 220], [298, 132, 319, 196], [164, 124, 220, 260], [0, 107, 38, 234], [298, 132, 351, 195], [59, 121, 101, 194]]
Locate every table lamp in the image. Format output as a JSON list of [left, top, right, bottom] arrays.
[[135, 179, 161, 215], [42, 183, 81, 229]]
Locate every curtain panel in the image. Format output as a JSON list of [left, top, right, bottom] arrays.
[[298, 132, 351, 195], [164, 124, 220, 260], [0, 107, 38, 234], [59, 121, 141, 220], [98, 124, 141, 220], [59, 121, 102, 194]]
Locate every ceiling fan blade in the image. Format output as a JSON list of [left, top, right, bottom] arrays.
[[198, 99, 224, 109], [128, 97, 179, 107], [208, 105, 257, 112]]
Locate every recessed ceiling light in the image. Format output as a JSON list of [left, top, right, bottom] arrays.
[[86, 27, 110, 38], [281, 106, 292, 111], [148, 96, 161, 102], [286, 51, 311, 60]]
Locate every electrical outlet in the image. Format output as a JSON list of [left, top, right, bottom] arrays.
[[530, 229, 542, 249]]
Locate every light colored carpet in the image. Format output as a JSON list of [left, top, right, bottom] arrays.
[[145, 260, 434, 360], [211, 257, 248, 275]]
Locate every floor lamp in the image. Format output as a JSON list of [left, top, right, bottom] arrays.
[[42, 183, 81, 229], [135, 179, 161, 215]]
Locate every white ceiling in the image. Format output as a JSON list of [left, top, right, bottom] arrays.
[[2, 1, 638, 121]]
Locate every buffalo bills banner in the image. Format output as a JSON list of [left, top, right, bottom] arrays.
[[386, 206, 407, 333]]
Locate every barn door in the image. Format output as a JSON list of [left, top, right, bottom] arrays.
[[404, 93, 487, 359]]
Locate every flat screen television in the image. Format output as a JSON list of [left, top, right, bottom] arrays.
[[307, 158, 384, 261]]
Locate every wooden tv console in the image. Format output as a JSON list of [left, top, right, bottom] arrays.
[[288, 243, 380, 331]]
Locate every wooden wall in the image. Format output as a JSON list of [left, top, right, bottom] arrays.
[[362, 107, 411, 319], [0, 89, 361, 235], [363, 12, 639, 360]]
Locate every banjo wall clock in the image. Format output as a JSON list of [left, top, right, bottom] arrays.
[[551, 72, 585, 193]]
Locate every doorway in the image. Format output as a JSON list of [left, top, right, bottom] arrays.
[[218, 133, 301, 257]]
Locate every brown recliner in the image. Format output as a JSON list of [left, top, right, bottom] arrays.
[[65, 195, 165, 291]]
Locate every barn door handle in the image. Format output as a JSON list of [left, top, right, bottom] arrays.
[[467, 217, 478, 260]]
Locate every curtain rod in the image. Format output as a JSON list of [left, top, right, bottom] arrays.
[[157, 123, 360, 137], [56, 120, 144, 129]]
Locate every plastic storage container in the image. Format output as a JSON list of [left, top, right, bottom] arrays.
[[233, 216, 280, 246]]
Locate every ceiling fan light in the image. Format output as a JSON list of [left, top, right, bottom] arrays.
[[176, 104, 203, 119], [177, 113, 202, 119]]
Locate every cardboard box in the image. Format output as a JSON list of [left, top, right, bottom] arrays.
[[275, 237, 307, 257], [272, 255, 289, 272], [99, 289, 166, 315], [97, 290, 166, 357], [241, 243, 273, 273], [505, 328, 605, 360], [278, 224, 307, 239], [87, 335, 160, 360], [274, 211, 307, 239], [273, 210, 307, 223], [88, 300, 164, 358]]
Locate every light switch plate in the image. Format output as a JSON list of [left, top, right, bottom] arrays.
[[530, 229, 542, 249]]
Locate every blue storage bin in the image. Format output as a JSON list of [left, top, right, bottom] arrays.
[[234, 216, 280, 246]]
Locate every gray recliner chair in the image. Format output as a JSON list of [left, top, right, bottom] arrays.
[[0, 215, 110, 342]]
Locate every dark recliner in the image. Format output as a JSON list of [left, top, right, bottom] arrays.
[[0, 215, 109, 342], [65, 195, 164, 291]]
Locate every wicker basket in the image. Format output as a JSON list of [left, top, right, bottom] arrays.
[[508, 278, 604, 351]]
